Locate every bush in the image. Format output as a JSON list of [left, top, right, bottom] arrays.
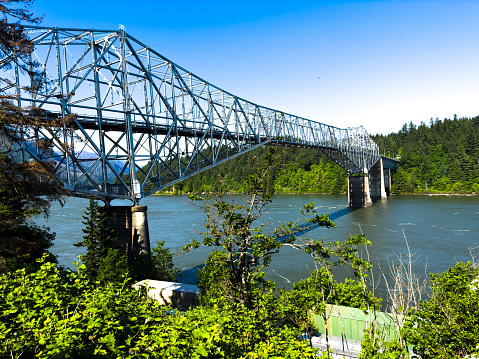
[[0, 257, 317, 358], [404, 261, 479, 358]]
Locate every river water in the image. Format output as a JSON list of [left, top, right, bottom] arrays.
[[34, 194, 479, 301]]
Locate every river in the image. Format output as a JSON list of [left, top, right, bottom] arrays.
[[34, 194, 479, 302]]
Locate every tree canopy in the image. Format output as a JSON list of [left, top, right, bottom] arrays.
[[374, 116, 479, 194], [157, 115, 479, 196]]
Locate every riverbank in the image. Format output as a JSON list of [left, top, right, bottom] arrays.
[[397, 192, 478, 197], [153, 190, 478, 197], [153, 192, 346, 196]]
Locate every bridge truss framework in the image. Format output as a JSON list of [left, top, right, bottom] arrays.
[[1, 25, 380, 203]]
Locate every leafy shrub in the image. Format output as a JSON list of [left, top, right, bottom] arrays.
[[0, 257, 317, 358], [404, 261, 479, 358], [129, 240, 180, 282]]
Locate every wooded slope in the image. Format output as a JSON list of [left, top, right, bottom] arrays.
[[374, 115, 479, 194], [159, 115, 479, 195]]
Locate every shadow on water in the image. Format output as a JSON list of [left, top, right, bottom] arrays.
[[277, 206, 358, 241], [177, 207, 359, 286], [329, 207, 358, 222]]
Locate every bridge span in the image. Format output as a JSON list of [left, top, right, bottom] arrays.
[[2, 25, 397, 256]]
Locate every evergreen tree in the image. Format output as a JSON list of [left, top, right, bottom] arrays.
[[97, 247, 128, 284], [129, 241, 180, 282], [74, 197, 126, 283], [373, 115, 479, 194]]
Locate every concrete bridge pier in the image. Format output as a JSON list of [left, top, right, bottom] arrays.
[[102, 205, 151, 263], [383, 167, 392, 197], [369, 158, 387, 201], [348, 175, 372, 207]]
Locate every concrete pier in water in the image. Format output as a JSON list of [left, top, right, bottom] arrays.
[[348, 158, 391, 208], [369, 158, 387, 201], [102, 205, 151, 262], [348, 175, 373, 207]]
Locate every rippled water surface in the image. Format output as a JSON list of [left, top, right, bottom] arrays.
[[34, 194, 479, 300]]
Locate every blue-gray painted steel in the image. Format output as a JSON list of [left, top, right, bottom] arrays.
[[1, 25, 381, 203]]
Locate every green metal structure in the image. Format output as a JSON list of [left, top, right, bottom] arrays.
[[311, 304, 403, 343]]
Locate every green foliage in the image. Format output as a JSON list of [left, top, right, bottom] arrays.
[[150, 240, 181, 281], [274, 161, 347, 194], [76, 200, 180, 284], [280, 225, 376, 348], [281, 268, 381, 335], [333, 277, 381, 310], [0, 221, 57, 274], [97, 248, 129, 284], [0, 256, 166, 357], [280, 268, 332, 332], [0, 156, 59, 274], [157, 146, 348, 195], [129, 241, 180, 282], [185, 147, 284, 307], [0, 174, 42, 224], [197, 250, 231, 305], [138, 298, 316, 358], [404, 261, 479, 358], [74, 197, 123, 283], [373, 116, 479, 194], [359, 328, 410, 359], [0, 257, 316, 358]]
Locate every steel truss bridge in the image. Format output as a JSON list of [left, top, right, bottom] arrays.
[[1, 26, 380, 203]]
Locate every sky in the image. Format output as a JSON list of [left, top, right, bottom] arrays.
[[29, 0, 479, 135]]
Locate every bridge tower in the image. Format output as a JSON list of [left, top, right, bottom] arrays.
[[369, 157, 387, 201]]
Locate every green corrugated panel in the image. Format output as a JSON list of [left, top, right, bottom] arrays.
[[311, 304, 403, 342], [344, 317, 353, 339]]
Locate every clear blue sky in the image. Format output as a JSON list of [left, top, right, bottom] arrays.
[[31, 0, 479, 135]]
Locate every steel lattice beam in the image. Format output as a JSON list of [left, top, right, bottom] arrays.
[[1, 25, 380, 203]]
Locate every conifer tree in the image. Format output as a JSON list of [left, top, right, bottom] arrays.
[[75, 197, 127, 283]]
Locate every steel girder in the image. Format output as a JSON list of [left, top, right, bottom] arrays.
[[1, 25, 380, 203]]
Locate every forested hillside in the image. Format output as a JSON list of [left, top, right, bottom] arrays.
[[159, 146, 348, 194], [374, 115, 479, 194], [159, 115, 479, 195]]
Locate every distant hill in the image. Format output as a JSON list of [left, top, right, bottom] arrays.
[[52, 150, 127, 188]]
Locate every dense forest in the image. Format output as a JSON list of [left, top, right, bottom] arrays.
[[160, 146, 348, 194], [160, 115, 479, 195], [374, 115, 479, 194]]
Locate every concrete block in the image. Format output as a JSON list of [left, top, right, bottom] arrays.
[[311, 335, 361, 358], [133, 280, 199, 311]]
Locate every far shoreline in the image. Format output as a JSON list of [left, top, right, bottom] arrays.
[[153, 191, 478, 197]]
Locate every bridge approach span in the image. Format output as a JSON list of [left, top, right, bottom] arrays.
[[2, 25, 381, 204]]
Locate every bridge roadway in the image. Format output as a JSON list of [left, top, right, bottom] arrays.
[[2, 25, 397, 257], [30, 109, 391, 208]]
